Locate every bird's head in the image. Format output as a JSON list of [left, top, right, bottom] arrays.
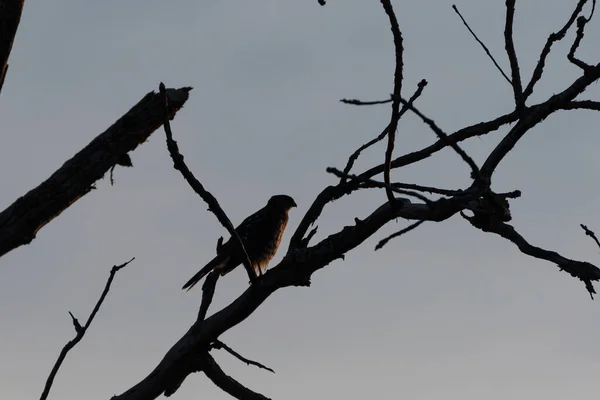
[[268, 194, 297, 212]]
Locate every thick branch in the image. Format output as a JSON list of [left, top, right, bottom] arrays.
[[0, 86, 192, 258], [111, 196, 468, 400], [0, 0, 25, 95], [40, 258, 134, 400]]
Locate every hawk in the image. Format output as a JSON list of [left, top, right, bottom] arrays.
[[182, 194, 297, 290]]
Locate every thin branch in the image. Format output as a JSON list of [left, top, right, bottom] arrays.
[[202, 354, 271, 400], [340, 96, 393, 106], [0, 86, 191, 259], [375, 220, 425, 250], [289, 110, 520, 250], [379, 0, 405, 206], [465, 215, 600, 297], [564, 100, 600, 111], [567, 15, 593, 70], [339, 80, 427, 183], [580, 224, 600, 251], [159, 83, 256, 283], [212, 341, 275, 373], [523, 0, 589, 99], [40, 258, 135, 400], [398, 98, 481, 180], [198, 270, 220, 321], [452, 4, 512, 86], [504, 0, 525, 113], [0, 0, 25, 95]]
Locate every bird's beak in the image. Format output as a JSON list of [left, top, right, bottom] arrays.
[[291, 200, 297, 208]]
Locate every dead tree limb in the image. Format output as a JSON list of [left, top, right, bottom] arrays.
[[0, 86, 192, 258], [40, 258, 134, 400], [0, 0, 25, 95]]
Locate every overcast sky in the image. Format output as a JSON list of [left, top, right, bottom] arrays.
[[1, 1, 600, 399]]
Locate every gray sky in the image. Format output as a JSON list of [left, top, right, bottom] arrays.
[[1, 1, 600, 399]]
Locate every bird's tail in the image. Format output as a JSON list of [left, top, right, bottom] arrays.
[[182, 255, 228, 291]]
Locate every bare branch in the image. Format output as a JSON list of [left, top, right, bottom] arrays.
[[159, 83, 256, 283], [580, 224, 600, 251], [379, 0, 405, 206], [523, 0, 589, 99], [339, 79, 427, 183], [568, 15, 594, 70], [564, 100, 600, 111], [465, 215, 600, 297], [0, 86, 191, 259], [202, 354, 271, 400], [375, 220, 425, 250], [0, 0, 25, 95], [480, 64, 600, 178], [326, 167, 434, 204], [452, 4, 512, 86], [398, 98, 481, 180], [340, 96, 393, 106], [40, 258, 135, 400], [112, 197, 470, 400], [289, 109, 518, 249], [504, 0, 525, 113], [212, 341, 275, 373]]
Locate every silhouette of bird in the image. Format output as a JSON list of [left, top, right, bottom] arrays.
[[182, 194, 297, 290]]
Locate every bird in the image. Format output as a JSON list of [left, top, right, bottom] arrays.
[[182, 194, 297, 291]]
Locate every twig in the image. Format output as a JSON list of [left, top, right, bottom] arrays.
[[580, 224, 600, 250], [564, 100, 600, 111], [159, 82, 256, 283], [523, 0, 589, 99], [40, 258, 135, 400], [212, 341, 275, 373], [339, 80, 427, 183], [340, 97, 393, 106], [198, 270, 221, 321], [379, 0, 405, 206], [0, 86, 191, 259], [504, 0, 525, 113], [375, 220, 425, 250], [567, 15, 593, 70], [452, 4, 512, 86], [202, 354, 271, 400]]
